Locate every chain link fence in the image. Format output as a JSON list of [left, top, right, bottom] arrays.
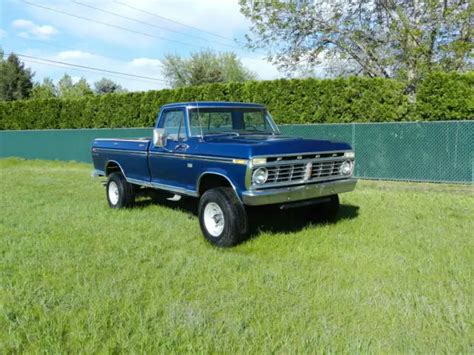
[[280, 120, 473, 184], [1, 121, 473, 184]]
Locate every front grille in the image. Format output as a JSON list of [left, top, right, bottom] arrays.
[[252, 153, 352, 189], [266, 164, 306, 184], [311, 160, 344, 179]]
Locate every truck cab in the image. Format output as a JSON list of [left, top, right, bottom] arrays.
[[92, 102, 356, 247]]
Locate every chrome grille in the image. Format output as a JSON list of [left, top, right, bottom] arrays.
[[267, 164, 306, 183], [251, 152, 353, 189], [311, 160, 344, 178]]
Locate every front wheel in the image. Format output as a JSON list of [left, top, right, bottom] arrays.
[[198, 187, 248, 247]]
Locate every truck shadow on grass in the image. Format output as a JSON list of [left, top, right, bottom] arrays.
[[245, 204, 360, 235], [135, 194, 359, 237]]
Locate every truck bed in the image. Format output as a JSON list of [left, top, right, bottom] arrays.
[[91, 138, 151, 181]]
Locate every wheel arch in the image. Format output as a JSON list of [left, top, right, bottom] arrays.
[[197, 171, 241, 201], [105, 160, 126, 177]]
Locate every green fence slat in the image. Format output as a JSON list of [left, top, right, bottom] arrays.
[[0, 128, 152, 163]]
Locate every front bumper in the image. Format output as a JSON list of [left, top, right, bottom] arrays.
[[241, 178, 357, 206]]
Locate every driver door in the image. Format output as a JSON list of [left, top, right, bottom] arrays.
[[149, 108, 190, 188]]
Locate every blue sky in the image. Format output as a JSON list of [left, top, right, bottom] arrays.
[[0, 0, 282, 91]]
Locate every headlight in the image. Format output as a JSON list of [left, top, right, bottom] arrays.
[[252, 167, 268, 184], [344, 151, 355, 158], [340, 160, 353, 175]]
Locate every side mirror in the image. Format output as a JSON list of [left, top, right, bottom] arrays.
[[153, 128, 167, 147]]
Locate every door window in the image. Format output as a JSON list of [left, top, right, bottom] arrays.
[[162, 110, 186, 140]]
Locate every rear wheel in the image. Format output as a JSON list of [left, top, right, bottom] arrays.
[[106, 172, 135, 208], [198, 187, 248, 247]]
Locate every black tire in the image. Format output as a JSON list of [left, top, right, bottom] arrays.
[[316, 194, 340, 221], [198, 187, 248, 247], [106, 172, 135, 208]]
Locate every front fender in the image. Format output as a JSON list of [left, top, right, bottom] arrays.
[[196, 166, 247, 200]]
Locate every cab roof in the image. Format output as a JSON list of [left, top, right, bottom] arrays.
[[161, 101, 266, 109]]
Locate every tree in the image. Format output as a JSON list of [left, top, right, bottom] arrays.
[[74, 78, 94, 97], [162, 50, 257, 88], [31, 77, 57, 99], [57, 74, 93, 98], [94, 78, 127, 95], [0, 49, 34, 101], [239, 0, 473, 95]]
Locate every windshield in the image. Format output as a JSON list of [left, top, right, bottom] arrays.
[[189, 107, 279, 136]]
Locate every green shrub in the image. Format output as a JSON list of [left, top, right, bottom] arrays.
[[0, 73, 471, 130], [415, 72, 474, 121]]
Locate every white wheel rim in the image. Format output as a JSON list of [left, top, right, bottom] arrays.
[[203, 202, 225, 237], [108, 181, 119, 205]]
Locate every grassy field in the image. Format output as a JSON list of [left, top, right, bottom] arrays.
[[1, 158, 473, 353]]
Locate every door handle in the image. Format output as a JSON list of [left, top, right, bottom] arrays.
[[175, 143, 189, 151]]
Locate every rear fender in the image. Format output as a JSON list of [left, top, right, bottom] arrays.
[[105, 160, 127, 178]]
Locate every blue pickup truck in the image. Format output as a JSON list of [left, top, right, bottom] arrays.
[[91, 102, 356, 247]]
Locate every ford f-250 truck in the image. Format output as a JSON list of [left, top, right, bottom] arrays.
[[91, 102, 356, 247]]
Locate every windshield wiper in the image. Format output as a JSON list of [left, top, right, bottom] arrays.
[[204, 131, 240, 136], [240, 130, 277, 135]]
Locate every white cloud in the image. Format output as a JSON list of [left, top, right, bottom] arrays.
[[12, 19, 58, 40], [57, 50, 96, 60], [0, 28, 7, 38], [130, 57, 162, 67]]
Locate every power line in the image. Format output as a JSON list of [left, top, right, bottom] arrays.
[[11, 36, 164, 69], [21, 0, 215, 51], [19, 57, 163, 85], [72, 0, 243, 51], [4, 52, 167, 83], [11, 36, 142, 65], [113, 0, 238, 43]]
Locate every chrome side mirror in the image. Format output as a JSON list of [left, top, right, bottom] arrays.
[[153, 128, 167, 147]]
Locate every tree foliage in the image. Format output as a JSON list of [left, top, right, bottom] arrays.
[[239, 0, 473, 93], [94, 78, 127, 95], [57, 74, 94, 99], [162, 50, 257, 88], [0, 50, 34, 101], [30, 78, 57, 100]]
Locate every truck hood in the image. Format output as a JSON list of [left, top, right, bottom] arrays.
[[195, 134, 351, 158]]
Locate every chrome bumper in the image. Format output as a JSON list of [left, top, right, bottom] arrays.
[[241, 178, 357, 206]]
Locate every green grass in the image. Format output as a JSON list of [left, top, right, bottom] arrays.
[[1, 158, 473, 353]]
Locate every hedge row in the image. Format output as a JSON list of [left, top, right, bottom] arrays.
[[0, 72, 472, 130]]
